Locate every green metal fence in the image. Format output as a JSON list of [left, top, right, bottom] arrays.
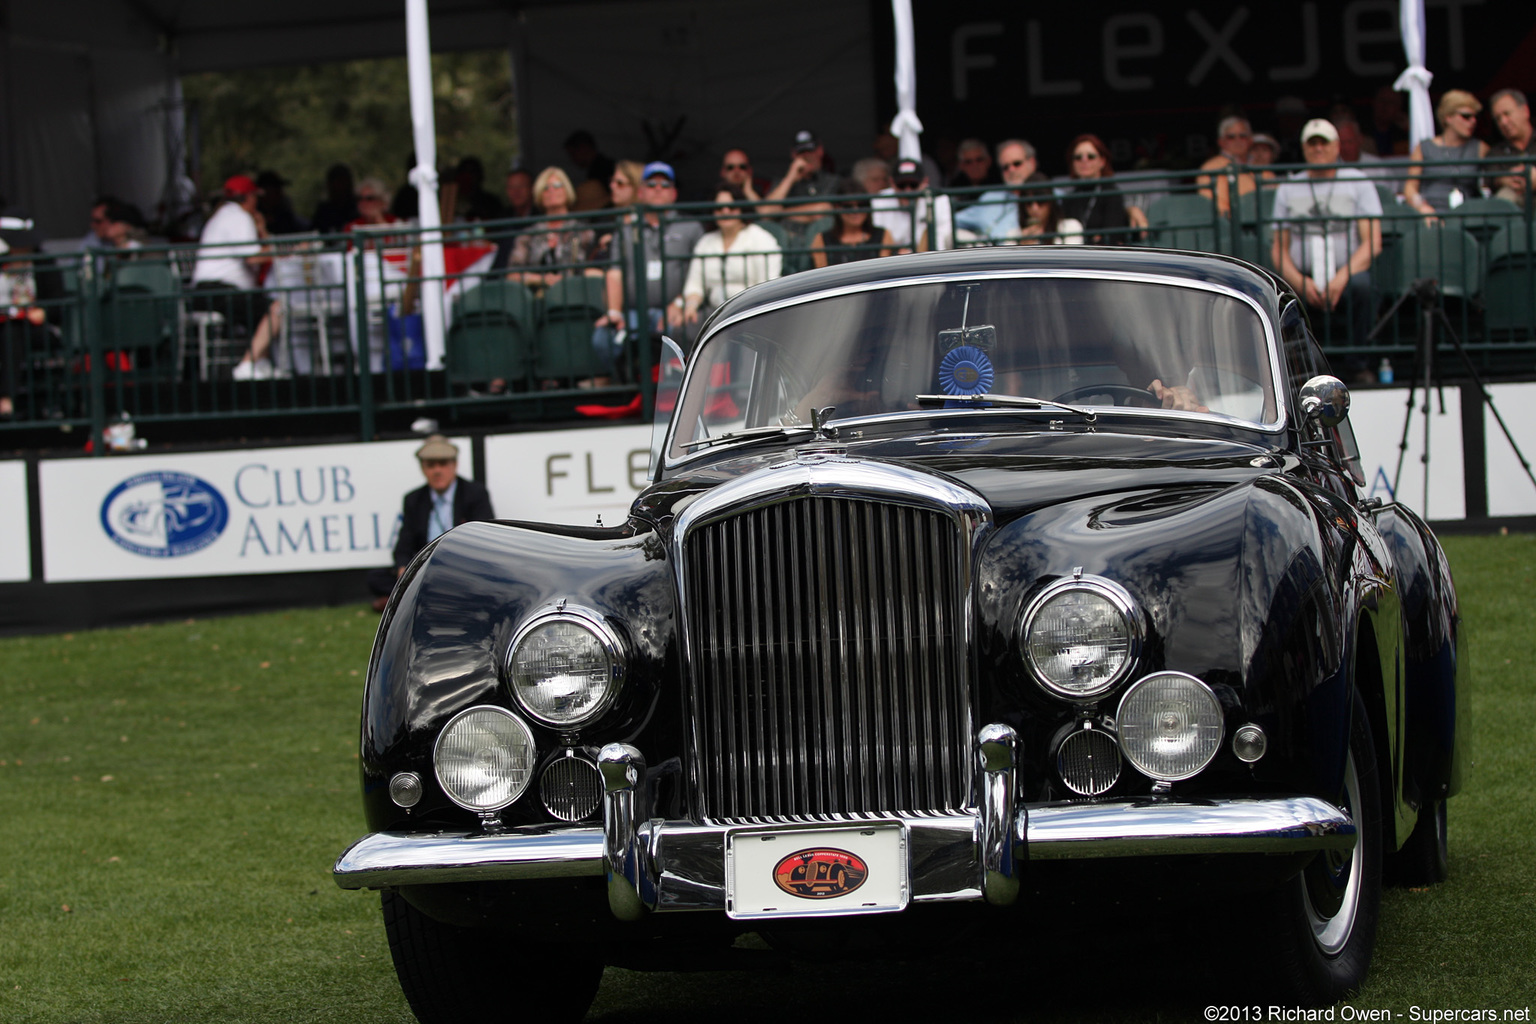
[[2, 158, 1531, 451]]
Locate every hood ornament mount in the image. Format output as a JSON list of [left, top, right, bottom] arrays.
[[810, 406, 840, 441]]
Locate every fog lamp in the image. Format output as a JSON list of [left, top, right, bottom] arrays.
[[1116, 672, 1224, 781], [434, 706, 537, 811], [509, 608, 625, 727]]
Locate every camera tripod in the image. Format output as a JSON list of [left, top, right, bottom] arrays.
[[1368, 278, 1536, 519]]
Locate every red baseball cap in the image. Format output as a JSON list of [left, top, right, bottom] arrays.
[[223, 174, 260, 197]]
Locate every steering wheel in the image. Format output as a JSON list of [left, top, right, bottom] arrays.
[[1053, 384, 1161, 408]]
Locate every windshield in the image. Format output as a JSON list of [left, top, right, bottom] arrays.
[[667, 276, 1278, 462]]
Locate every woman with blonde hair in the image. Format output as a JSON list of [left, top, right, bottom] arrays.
[[508, 166, 594, 288], [1403, 89, 1490, 219]]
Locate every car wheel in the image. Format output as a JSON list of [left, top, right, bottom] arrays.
[[1262, 699, 1383, 1005], [1390, 797, 1448, 886], [381, 890, 603, 1024]]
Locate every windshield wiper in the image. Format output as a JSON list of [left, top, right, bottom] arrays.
[[915, 393, 1097, 421], [680, 423, 815, 451]]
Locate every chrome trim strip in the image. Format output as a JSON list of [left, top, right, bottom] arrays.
[[598, 743, 654, 921], [977, 724, 1023, 906], [334, 796, 1354, 896], [668, 266, 1288, 471], [333, 828, 606, 888], [1024, 795, 1356, 858]]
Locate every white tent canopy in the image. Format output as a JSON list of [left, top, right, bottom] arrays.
[[1, 0, 878, 239]]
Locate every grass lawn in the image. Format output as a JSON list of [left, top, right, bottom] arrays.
[[0, 533, 1531, 1023]]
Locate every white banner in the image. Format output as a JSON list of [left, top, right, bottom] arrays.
[[484, 426, 652, 528], [1349, 387, 1464, 521], [40, 438, 467, 582], [1485, 383, 1536, 518], [0, 461, 30, 582]]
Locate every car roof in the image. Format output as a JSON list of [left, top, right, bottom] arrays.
[[705, 246, 1286, 329]]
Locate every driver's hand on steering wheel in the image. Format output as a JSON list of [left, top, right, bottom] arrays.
[[1149, 378, 1208, 413]]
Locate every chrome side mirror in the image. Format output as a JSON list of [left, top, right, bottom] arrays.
[[1299, 375, 1349, 428]]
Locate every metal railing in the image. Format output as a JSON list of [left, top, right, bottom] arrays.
[[2, 159, 1531, 450]]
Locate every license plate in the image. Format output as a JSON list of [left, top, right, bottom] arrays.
[[726, 822, 909, 920]]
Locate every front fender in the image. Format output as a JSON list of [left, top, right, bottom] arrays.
[[977, 475, 1351, 798], [361, 519, 677, 832]]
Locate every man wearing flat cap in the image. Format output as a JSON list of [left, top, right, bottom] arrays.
[[369, 435, 496, 611]]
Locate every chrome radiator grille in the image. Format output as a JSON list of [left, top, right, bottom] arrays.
[[682, 496, 973, 823]]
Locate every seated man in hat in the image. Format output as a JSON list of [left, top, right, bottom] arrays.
[[369, 434, 496, 611]]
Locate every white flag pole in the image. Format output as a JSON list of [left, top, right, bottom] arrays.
[[1394, 0, 1435, 151], [889, 0, 924, 162], [405, 0, 447, 370]]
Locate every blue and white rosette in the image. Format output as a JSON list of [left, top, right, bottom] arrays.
[[938, 345, 994, 397]]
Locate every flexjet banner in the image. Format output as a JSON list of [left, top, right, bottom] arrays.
[[39, 439, 467, 583], [876, 1, 1526, 173], [484, 426, 652, 529]]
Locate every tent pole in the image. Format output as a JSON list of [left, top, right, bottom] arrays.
[[405, 0, 447, 371], [889, 0, 923, 162], [1394, 0, 1434, 152]]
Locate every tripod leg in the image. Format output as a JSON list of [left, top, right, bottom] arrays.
[[1434, 306, 1536, 499], [1392, 380, 1417, 501]]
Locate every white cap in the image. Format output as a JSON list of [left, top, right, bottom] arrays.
[[1300, 118, 1338, 143]]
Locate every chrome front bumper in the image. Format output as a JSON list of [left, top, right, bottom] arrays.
[[334, 727, 1356, 920]]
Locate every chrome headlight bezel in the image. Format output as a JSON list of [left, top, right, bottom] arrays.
[[506, 604, 627, 728], [432, 705, 538, 812], [1019, 575, 1142, 700], [1115, 671, 1225, 782]]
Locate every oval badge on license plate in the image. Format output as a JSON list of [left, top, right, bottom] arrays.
[[773, 848, 868, 899], [726, 823, 908, 920]]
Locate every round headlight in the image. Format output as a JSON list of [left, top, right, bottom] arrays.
[[508, 607, 625, 727], [1116, 672, 1224, 781], [1021, 576, 1139, 699], [434, 706, 537, 811]]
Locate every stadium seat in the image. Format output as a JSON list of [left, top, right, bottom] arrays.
[[1484, 223, 1535, 340], [1146, 194, 1220, 252], [446, 277, 536, 388], [535, 274, 607, 383]]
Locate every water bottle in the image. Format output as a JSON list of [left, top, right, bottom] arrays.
[[1378, 358, 1394, 384]]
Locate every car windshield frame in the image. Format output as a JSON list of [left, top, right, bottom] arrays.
[[665, 269, 1288, 469]]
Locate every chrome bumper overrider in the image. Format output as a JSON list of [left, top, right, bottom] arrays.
[[335, 726, 1356, 920]]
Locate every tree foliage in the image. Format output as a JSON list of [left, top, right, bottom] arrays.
[[182, 51, 515, 217]]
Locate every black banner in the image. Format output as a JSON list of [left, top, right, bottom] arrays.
[[872, 0, 1535, 177]]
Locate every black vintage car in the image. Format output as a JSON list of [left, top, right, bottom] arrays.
[[336, 248, 1465, 1021]]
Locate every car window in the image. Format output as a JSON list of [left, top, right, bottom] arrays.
[[671, 277, 1278, 460]]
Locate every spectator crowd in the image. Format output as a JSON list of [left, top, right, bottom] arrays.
[[3, 85, 1534, 407]]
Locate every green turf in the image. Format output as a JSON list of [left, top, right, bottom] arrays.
[[0, 534, 1531, 1022], [0, 607, 411, 1024]]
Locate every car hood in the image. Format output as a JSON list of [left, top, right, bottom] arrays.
[[638, 427, 1287, 525]]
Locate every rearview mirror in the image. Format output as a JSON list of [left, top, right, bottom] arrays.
[[937, 325, 997, 352]]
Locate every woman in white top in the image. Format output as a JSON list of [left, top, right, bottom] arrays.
[[675, 182, 782, 329]]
